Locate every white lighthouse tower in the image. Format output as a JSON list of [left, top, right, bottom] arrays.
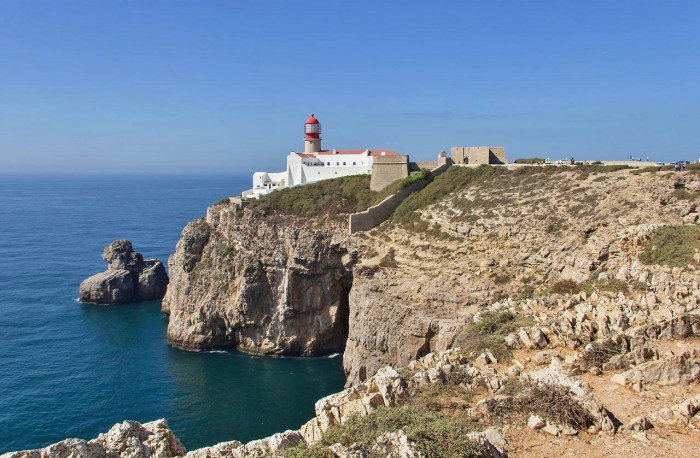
[[304, 113, 321, 154]]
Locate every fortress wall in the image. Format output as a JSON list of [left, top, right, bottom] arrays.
[[370, 156, 409, 192], [350, 162, 451, 234]]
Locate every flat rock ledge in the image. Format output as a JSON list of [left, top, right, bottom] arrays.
[[80, 240, 169, 304]]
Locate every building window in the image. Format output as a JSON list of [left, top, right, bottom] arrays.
[[343, 162, 346, 166], [353, 162, 356, 165]]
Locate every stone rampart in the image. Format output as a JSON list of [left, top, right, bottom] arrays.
[[349, 163, 451, 233], [370, 155, 409, 191]]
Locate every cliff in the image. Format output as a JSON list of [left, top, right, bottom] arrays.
[[162, 203, 353, 355], [341, 166, 700, 385], [164, 166, 700, 388]]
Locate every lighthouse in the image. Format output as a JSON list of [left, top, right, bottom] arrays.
[[304, 113, 321, 155]]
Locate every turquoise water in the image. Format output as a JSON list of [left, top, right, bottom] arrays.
[[0, 175, 345, 453]]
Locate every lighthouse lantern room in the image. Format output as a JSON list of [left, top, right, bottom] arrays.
[[304, 113, 322, 154]]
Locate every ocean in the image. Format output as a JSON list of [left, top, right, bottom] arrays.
[[0, 174, 345, 453]]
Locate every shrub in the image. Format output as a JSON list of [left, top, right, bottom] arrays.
[[454, 311, 533, 362], [514, 158, 546, 164], [220, 245, 236, 257], [392, 166, 500, 226], [639, 225, 700, 268], [320, 405, 480, 457], [550, 280, 583, 295], [247, 175, 375, 216], [487, 382, 595, 429], [378, 248, 398, 268], [582, 340, 624, 368], [284, 444, 334, 458]]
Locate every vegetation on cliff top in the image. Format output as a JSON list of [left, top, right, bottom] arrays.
[[245, 171, 432, 217], [390, 164, 634, 230], [246, 175, 375, 216], [639, 225, 700, 268], [286, 373, 481, 457]]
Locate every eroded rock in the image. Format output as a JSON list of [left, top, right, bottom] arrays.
[[80, 240, 168, 304]]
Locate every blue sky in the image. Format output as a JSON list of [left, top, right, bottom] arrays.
[[1, 0, 698, 174]]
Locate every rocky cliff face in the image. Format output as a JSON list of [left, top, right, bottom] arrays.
[[162, 202, 354, 355], [340, 167, 700, 385], [163, 168, 700, 387]]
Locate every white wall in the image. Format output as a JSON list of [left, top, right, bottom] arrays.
[[302, 165, 372, 182]]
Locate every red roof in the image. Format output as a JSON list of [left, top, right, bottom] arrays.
[[297, 153, 317, 158], [305, 113, 319, 124], [317, 149, 399, 156]]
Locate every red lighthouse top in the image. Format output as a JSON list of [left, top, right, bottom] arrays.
[[304, 113, 321, 139]]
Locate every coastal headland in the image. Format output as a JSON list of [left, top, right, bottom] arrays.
[[7, 164, 700, 457]]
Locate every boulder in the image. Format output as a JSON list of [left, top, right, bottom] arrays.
[[103, 240, 144, 271], [80, 240, 169, 305], [138, 261, 169, 300], [80, 269, 135, 304], [610, 349, 700, 390]]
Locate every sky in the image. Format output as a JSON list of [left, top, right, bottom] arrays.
[[0, 0, 698, 174]]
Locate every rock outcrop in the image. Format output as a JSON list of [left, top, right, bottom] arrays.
[[162, 205, 353, 355], [80, 240, 169, 304], [1, 419, 185, 458]]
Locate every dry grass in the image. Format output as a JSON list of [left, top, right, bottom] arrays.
[[639, 225, 700, 268], [582, 340, 625, 368], [487, 381, 595, 429]]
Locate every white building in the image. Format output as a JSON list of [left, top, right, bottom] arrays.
[[242, 114, 399, 198]]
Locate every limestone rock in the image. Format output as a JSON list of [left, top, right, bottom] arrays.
[[80, 240, 168, 305], [80, 269, 136, 304], [137, 261, 169, 301], [2, 419, 185, 458], [649, 394, 700, 426], [610, 349, 700, 389], [103, 240, 144, 271], [163, 206, 353, 354], [627, 416, 653, 432], [527, 414, 545, 429], [371, 430, 422, 458]]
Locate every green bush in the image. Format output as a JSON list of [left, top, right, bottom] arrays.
[[378, 248, 398, 268], [550, 280, 583, 295], [247, 175, 375, 216], [454, 311, 533, 362], [514, 158, 546, 164], [639, 225, 700, 268], [370, 169, 432, 206], [320, 405, 480, 457], [392, 166, 499, 226]]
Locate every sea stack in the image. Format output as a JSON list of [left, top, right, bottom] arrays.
[[79, 240, 169, 304]]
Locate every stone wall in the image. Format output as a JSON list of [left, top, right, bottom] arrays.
[[370, 155, 409, 191], [349, 163, 451, 233], [451, 146, 507, 165]]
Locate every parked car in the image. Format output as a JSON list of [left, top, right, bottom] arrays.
[[676, 161, 690, 165]]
